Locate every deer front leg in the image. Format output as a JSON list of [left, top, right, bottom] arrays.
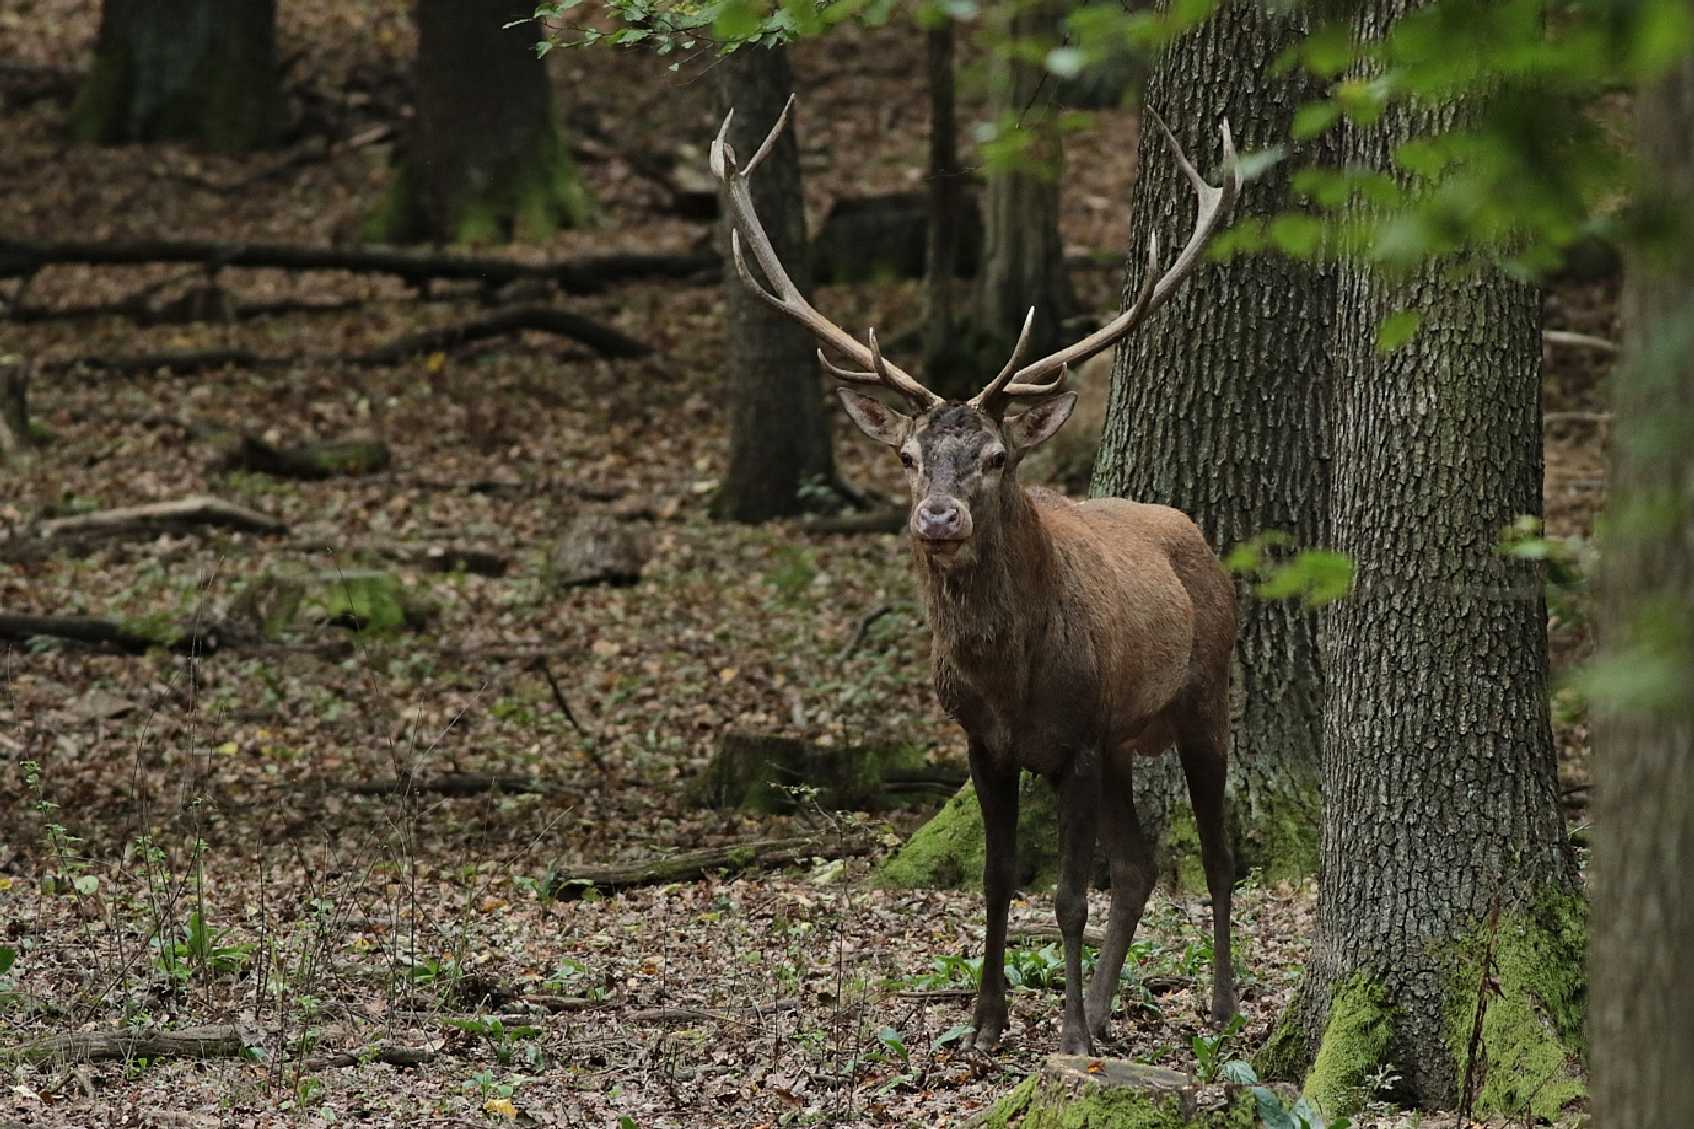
[[1055, 757, 1100, 1056], [968, 747, 1018, 1052]]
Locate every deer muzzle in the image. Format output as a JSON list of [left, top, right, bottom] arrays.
[[913, 496, 971, 545]]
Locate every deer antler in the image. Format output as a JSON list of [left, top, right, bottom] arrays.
[[712, 97, 942, 414], [971, 110, 1239, 417]]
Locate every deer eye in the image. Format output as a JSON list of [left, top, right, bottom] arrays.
[[983, 450, 1007, 472], [899, 451, 916, 470]]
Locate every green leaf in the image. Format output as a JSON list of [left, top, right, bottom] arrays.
[[1375, 310, 1422, 352], [0, 946, 15, 975], [1292, 101, 1341, 139], [1301, 21, 1356, 77], [73, 874, 100, 896], [1268, 213, 1325, 258], [1220, 1059, 1257, 1084]]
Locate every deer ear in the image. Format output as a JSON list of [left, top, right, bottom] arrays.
[[838, 388, 911, 446], [1004, 392, 1077, 452]]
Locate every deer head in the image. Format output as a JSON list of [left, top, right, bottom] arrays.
[[710, 97, 1238, 567]]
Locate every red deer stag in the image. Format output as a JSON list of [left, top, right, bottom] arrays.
[[711, 98, 1240, 1055]]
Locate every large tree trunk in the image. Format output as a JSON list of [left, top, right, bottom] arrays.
[[69, 0, 280, 152], [1590, 39, 1694, 1129], [367, 1, 591, 244], [1091, 0, 1331, 886], [708, 46, 837, 523], [1262, 3, 1583, 1117]]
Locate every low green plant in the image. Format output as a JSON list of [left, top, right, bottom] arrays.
[[154, 911, 254, 983], [1219, 1059, 1353, 1129], [1192, 1012, 1247, 1082], [448, 1016, 544, 1068]]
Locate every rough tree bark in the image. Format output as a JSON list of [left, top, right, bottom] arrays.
[[367, 0, 591, 244], [69, 0, 280, 152], [709, 46, 837, 523], [1091, 0, 1331, 886], [1590, 36, 1694, 1129], [1260, 3, 1583, 1117]]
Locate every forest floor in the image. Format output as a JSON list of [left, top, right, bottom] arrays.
[[0, 3, 1610, 1126]]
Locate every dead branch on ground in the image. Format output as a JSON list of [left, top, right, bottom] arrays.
[[551, 836, 874, 896]]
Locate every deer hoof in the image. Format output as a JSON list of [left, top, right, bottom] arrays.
[[1059, 1029, 1095, 1056], [969, 1023, 1003, 1053]]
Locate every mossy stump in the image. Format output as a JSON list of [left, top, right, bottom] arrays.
[[987, 1058, 1258, 1128], [690, 733, 963, 814], [231, 571, 435, 638], [876, 775, 1065, 890]]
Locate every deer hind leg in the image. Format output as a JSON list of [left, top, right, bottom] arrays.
[[1177, 705, 1237, 1024], [1084, 749, 1156, 1042]]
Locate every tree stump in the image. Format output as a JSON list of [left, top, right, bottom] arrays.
[[690, 732, 964, 814], [986, 1058, 1257, 1128]]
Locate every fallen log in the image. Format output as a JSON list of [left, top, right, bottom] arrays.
[[350, 772, 554, 798], [38, 495, 286, 539], [214, 436, 392, 480], [550, 835, 874, 897], [0, 236, 716, 294], [0, 614, 223, 655], [1, 1023, 252, 1064], [38, 305, 647, 378], [630, 998, 801, 1026], [347, 305, 647, 364]]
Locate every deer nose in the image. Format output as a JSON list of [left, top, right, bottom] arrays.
[[914, 498, 965, 540]]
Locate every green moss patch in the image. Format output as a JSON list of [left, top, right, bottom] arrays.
[[231, 571, 435, 639], [1301, 975, 1393, 1119], [1444, 891, 1587, 1121], [987, 1058, 1257, 1128], [1253, 1003, 1312, 1083], [876, 774, 1062, 890]]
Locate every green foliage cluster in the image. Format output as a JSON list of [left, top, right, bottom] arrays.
[[1210, 0, 1692, 284]]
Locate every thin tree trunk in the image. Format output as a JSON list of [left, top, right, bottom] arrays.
[[368, 0, 590, 244], [709, 46, 837, 523], [923, 23, 962, 380], [69, 0, 279, 152], [1590, 35, 1694, 1129], [1092, 0, 1331, 886], [963, 0, 1075, 393], [1270, 3, 1582, 1114]]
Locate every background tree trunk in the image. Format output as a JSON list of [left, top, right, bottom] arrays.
[[69, 0, 280, 153], [1091, 0, 1331, 887], [367, 0, 591, 244], [1590, 38, 1694, 1129], [922, 23, 963, 384], [709, 46, 837, 523], [1265, 4, 1582, 1114], [925, 0, 1074, 400]]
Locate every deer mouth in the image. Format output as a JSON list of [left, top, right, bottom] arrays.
[[916, 536, 970, 562]]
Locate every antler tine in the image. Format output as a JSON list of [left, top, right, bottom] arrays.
[[993, 114, 1241, 397], [712, 99, 941, 413], [967, 306, 1038, 414]]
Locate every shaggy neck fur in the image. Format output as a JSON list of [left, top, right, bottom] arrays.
[[915, 477, 1055, 668]]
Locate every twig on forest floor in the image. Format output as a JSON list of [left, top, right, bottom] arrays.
[[1455, 893, 1504, 1129], [630, 998, 801, 1026], [533, 655, 607, 775]]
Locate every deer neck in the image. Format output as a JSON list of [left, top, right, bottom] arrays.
[[916, 481, 1053, 665]]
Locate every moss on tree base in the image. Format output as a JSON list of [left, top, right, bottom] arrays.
[[1443, 892, 1587, 1121], [1301, 975, 1394, 1119], [1283, 891, 1587, 1121], [365, 129, 592, 246], [875, 775, 1063, 890], [987, 1057, 1257, 1128]]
